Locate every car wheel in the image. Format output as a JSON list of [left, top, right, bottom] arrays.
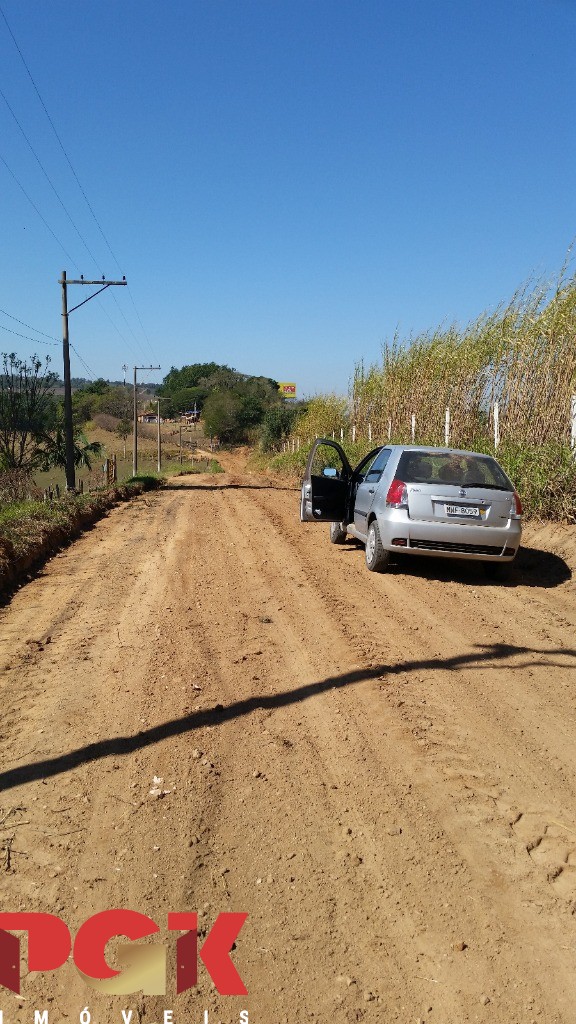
[[329, 521, 348, 544], [365, 520, 390, 572]]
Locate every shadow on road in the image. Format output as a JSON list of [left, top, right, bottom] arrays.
[[2, 642, 575, 792], [337, 542, 571, 589], [164, 480, 298, 492]]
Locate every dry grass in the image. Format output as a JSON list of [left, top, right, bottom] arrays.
[[280, 270, 576, 520], [351, 274, 576, 448]]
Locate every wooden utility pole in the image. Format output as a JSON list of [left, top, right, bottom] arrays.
[[60, 271, 75, 491], [59, 271, 127, 491]]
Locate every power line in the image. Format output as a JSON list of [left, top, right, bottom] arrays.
[[70, 342, 96, 381], [0, 307, 59, 343], [0, 150, 77, 265], [0, 321, 57, 346], [0, 145, 146, 363], [110, 290, 157, 363], [0, 84, 104, 275], [96, 298, 142, 362], [127, 285, 159, 363], [0, 2, 159, 366], [0, 149, 146, 364], [0, 2, 121, 273]]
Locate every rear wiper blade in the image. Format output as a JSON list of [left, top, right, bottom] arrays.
[[463, 482, 510, 490]]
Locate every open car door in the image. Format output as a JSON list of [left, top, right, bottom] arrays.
[[300, 439, 353, 522]]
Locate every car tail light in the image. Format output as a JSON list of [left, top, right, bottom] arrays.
[[512, 491, 523, 516], [386, 479, 408, 509]]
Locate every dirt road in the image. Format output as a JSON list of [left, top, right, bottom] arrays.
[[1, 455, 575, 1023]]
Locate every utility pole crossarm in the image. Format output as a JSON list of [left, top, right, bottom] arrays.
[[63, 279, 127, 286]]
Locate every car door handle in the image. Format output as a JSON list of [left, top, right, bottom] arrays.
[[368, 488, 375, 494]]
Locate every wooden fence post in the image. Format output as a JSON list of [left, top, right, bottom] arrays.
[[494, 401, 500, 450], [411, 413, 416, 443], [445, 407, 450, 447], [571, 395, 576, 455]]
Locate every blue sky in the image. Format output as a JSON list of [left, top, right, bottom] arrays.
[[0, 0, 574, 396]]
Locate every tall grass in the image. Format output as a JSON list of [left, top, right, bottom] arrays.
[[289, 394, 349, 442], [281, 271, 576, 520], [351, 274, 576, 448]]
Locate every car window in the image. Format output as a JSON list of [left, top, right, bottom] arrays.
[[364, 448, 391, 483], [356, 452, 379, 481], [396, 451, 513, 489], [309, 443, 348, 479]]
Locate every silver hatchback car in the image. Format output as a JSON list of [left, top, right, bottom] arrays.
[[300, 440, 522, 577]]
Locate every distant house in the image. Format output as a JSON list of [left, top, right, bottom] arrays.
[[139, 412, 160, 423], [180, 409, 200, 424]]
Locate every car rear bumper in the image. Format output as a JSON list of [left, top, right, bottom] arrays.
[[377, 512, 522, 560]]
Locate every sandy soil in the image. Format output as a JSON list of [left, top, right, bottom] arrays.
[[0, 450, 575, 1023]]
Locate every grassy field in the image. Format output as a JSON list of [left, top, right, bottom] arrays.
[[31, 419, 217, 493]]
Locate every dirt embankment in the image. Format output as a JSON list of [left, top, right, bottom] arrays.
[[0, 458, 575, 1023], [0, 480, 161, 602]]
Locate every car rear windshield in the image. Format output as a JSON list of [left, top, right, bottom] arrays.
[[396, 451, 513, 490]]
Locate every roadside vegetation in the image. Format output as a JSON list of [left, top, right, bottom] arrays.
[[0, 473, 162, 599], [263, 273, 576, 521], [0, 356, 227, 594], [0, 353, 104, 473]]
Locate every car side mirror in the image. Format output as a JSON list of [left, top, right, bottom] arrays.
[[323, 467, 338, 478]]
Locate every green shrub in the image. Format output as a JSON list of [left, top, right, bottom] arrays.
[[122, 474, 164, 491]]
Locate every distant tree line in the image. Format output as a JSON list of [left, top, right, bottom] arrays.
[[157, 362, 302, 446], [0, 353, 304, 473]]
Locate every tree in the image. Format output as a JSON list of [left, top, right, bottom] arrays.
[[116, 418, 131, 458], [95, 385, 132, 419], [260, 403, 300, 451], [159, 362, 223, 395], [202, 390, 243, 442], [159, 361, 283, 441], [162, 386, 209, 419], [82, 377, 109, 395], [0, 353, 58, 470], [39, 416, 103, 471]]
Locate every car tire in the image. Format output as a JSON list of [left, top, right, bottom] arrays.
[[329, 521, 348, 544], [365, 520, 390, 572]]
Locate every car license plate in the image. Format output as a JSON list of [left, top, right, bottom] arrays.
[[446, 504, 480, 517]]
